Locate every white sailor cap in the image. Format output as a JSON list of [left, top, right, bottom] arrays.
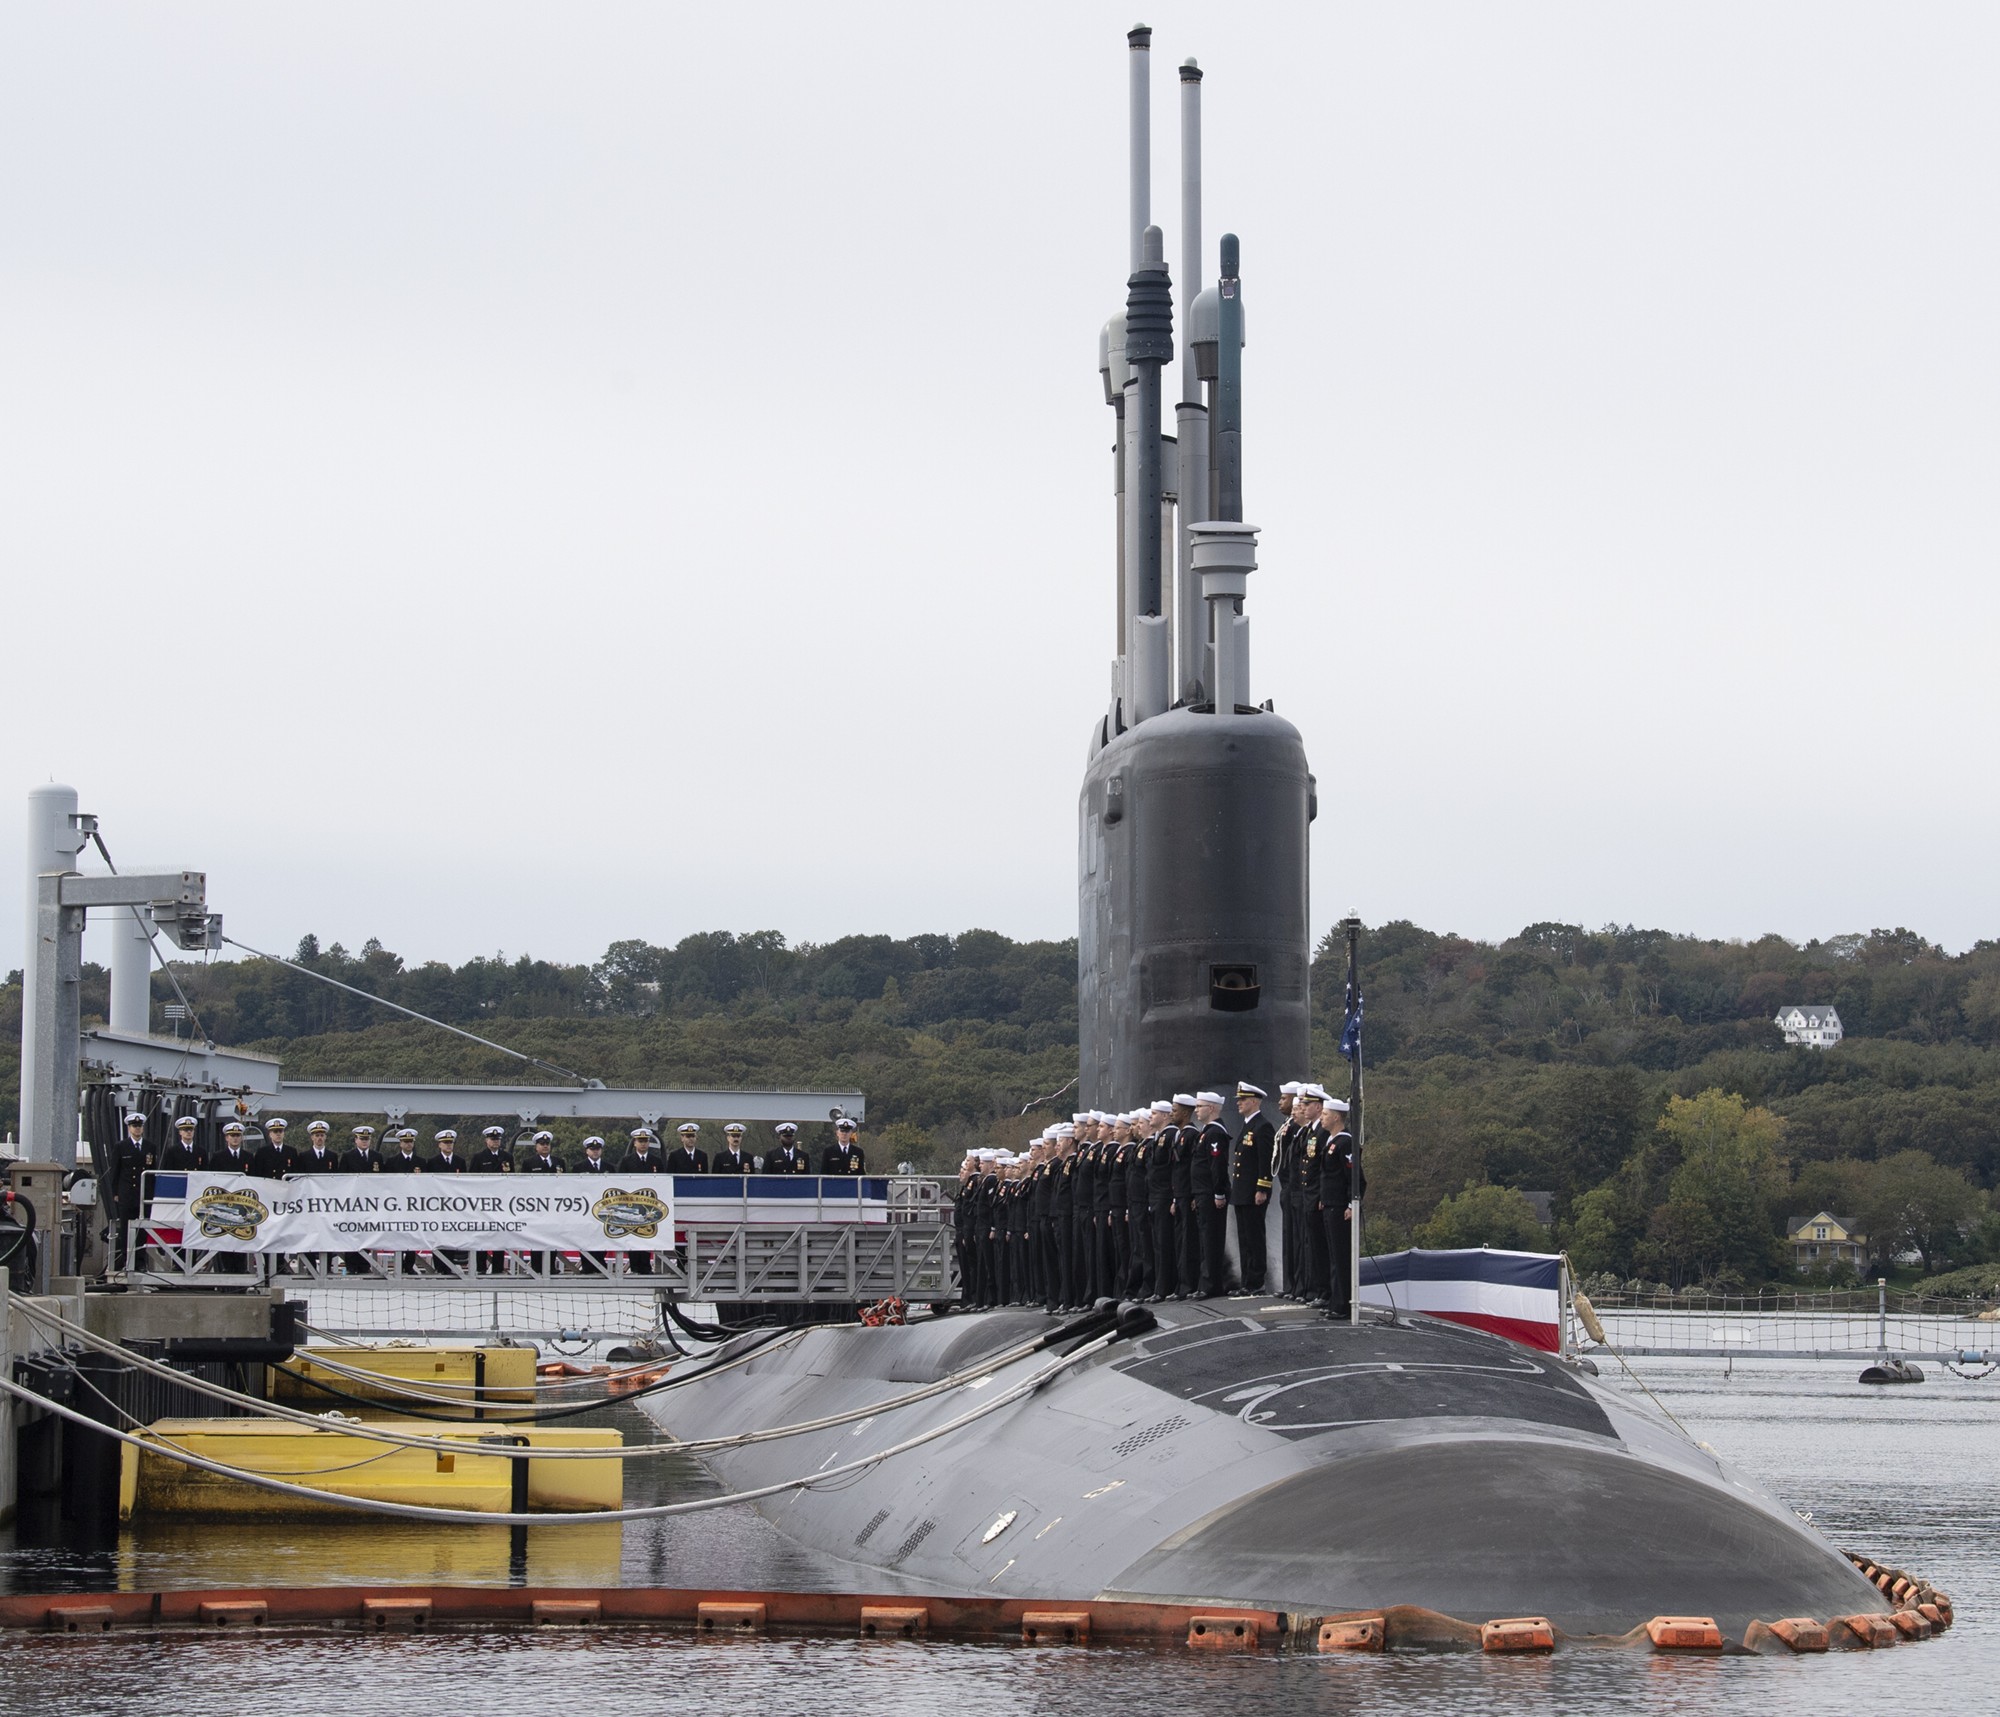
[[1195, 1090, 1224, 1106], [1279, 1081, 1304, 1096], [124, 1111, 147, 1126], [677, 1122, 700, 1135], [1236, 1081, 1266, 1099], [835, 1117, 858, 1131], [308, 1120, 330, 1133], [265, 1117, 289, 1130], [434, 1129, 457, 1142], [1325, 1097, 1351, 1113], [533, 1130, 555, 1144], [1072, 1113, 1090, 1125], [630, 1126, 656, 1140], [1300, 1083, 1328, 1103], [1056, 1124, 1075, 1138], [1172, 1092, 1197, 1108], [775, 1121, 799, 1135], [583, 1135, 605, 1149], [222, 1120, 245, 1135], [352, 1123, 376, 1136], [1149, 1099, 1173, 1115], [977, 1150, 997, 1161], [176, 1115, 198, 1129], [724, 1122, 746, 1134], [483, 1124, 506, 1138], [399, 1128, 419, 1141]]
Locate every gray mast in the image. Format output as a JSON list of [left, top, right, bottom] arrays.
[[1127, 24, 1151, 271], [1175, 58, 1208, 703], [1123, 225, 1172, 723]]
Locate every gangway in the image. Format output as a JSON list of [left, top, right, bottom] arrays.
[[126, 1173, 960, 1307]]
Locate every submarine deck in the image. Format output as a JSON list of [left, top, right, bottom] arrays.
[[643, 1296, 1890, 1636]]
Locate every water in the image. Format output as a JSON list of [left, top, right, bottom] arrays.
[[1, 1357, 1992, 1714]]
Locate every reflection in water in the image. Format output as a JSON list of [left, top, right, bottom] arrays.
[[0, 1362, 1992, 1715]]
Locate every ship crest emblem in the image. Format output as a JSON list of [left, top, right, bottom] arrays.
[[592, 1187, 669, 1241], [190, 1186, 270, 1241]]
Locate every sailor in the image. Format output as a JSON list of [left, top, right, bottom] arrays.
[[995, 1154, 1018, 1304], [286, 1120, 338, 1274], [1105, 1114, 1132, 1298], [712, 1123, 750, 1175], [1294, 1087, 1329, 1304], [1230, 1082, 1276, 1293], [766, 1122, 809, 1174], [251, 1117, 296, 1180], [1145, 1099, 1179, 1300], [212, 1120, 253, 1175], [1049, 1127, 1076, 1308], [1020, 1139, 1044, 1304], [294, 1120, 339, 1175], [518, 1130, 561, 1275], [619, 1127, 663, 1172], [107, 1111, 154, 1271], [821, 1116, 866, 1175], [618, 1128, 662, 1276], [160, 1114, 206, 1172], [572, 1137, 612, 1273], [1064, 1121, 1095, 1304], [1271, 1082, 1301, 1296], [1188, 1093, 1231, 1297], [471, 1126, 513, 1275], [1090, 1115, 1117, 1298], [955, 1152, 979, 1298], [1124, 1110, 1153, 1298], [338, 1124, 383, 1174], [425, 1130, 470, 1275], [470, 1125, 514, 1174], [978, 1150, 1003, 1307], [1320, 1097, 1364, 1321], [204, 1122, 256, 1273], [382, 1128, 424, 1172], [666, 1123, 708, 1175], [1166, 1095, 1200, 1296]]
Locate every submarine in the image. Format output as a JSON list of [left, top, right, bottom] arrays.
[[641, 28, 1910, 1639]]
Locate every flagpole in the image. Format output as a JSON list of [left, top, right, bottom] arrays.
[[1343, 914, 1364, 1327]]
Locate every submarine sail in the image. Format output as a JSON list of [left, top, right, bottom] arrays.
[[1078, 29, 1312, 1111]]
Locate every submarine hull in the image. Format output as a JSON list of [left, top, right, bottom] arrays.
[[641, 1302, 1886, 1636]]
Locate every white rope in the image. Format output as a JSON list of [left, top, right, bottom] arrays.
[[13, 1299, 1081, 1461], [0, 1331, 1114, 1526]]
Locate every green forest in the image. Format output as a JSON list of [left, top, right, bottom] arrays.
[[8, 919, 2000, 1296]]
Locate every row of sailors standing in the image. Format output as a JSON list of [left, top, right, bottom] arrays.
[[106, 1111, 869, 1277], [952, 1079, 1363, 1319], [123, 1113, 867, 1180]]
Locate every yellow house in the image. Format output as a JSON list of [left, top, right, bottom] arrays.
[[1786, 1210, 1867, 1272]]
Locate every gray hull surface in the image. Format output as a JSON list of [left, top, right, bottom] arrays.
[[642, 1301, 1884, 1636]]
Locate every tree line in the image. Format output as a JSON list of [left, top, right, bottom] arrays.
[[6, 918, 1998, 1291]]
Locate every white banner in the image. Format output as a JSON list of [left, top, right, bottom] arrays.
[[160, 1173, 676, 1253]]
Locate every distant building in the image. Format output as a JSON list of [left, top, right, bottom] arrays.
[[1785, 1210, 1867, 1272], [1774, 1005, 1843, 1049]]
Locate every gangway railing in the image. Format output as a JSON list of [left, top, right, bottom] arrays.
[[125, 1173, 960, 1303], [1577, 1285, 2000, 1362]]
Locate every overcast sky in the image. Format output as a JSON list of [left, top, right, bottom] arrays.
[[6, 2, 1997, 982]]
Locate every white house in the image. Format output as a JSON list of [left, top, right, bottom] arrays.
[[1774, 1005, 1843, 1049]]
